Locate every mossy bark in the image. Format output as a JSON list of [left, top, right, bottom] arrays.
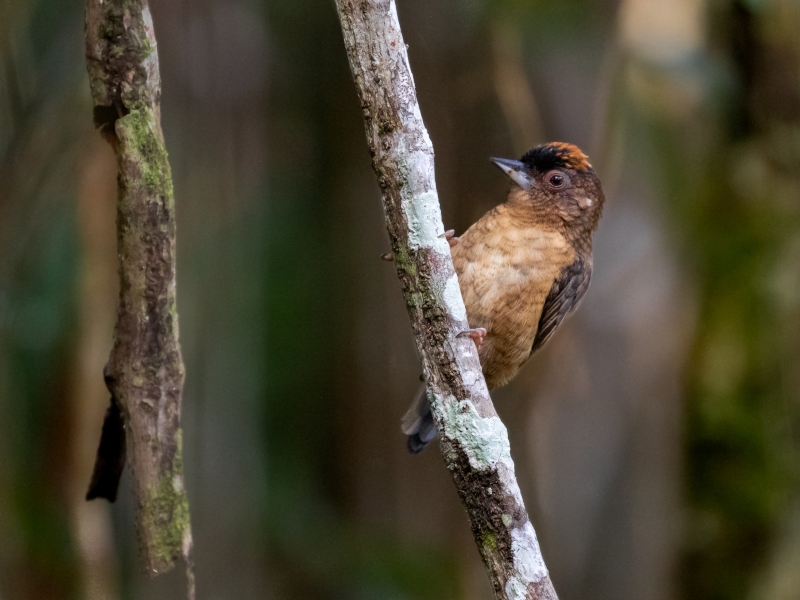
[[84, 0, 193, 587], [334, 2, 557, 599]]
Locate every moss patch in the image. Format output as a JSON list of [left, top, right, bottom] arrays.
[[117, 108, 174, 199], [482, 532, 498, 552], [139, 430, 189, 568]]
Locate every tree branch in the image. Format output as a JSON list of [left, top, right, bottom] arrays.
[[334, 2, 558, 598], [83, 0, 194, 593]]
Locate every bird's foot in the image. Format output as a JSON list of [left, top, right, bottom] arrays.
[[440, 229, 460, 247], [457, 327, 487, 350]]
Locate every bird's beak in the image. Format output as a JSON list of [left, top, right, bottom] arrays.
[[490, 157, 534, 191]]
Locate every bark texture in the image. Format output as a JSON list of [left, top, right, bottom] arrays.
[[84, 0, 194, 587], [334, 2, 558, 598]]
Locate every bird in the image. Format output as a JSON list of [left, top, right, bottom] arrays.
[[401, 142, 605, 453]]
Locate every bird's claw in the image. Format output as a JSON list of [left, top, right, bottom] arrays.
[[440, 229, 460, 247], [457, 327, 487, 350]]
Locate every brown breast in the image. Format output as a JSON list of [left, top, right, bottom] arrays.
[[452, 204, 575, 389]]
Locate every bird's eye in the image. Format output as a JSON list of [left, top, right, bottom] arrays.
[[543, 170, 570, 190]]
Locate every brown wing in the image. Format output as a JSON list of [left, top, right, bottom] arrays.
[[531, 258, 591, 354]]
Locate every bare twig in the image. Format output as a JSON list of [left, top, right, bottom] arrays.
[[334, 2, 558, 598], [83, 0, 194, 595]]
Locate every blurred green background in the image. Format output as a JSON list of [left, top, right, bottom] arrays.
[[1, 0, 800, 598]]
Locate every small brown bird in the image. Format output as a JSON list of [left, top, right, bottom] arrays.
[[402, 142, 605, 453]]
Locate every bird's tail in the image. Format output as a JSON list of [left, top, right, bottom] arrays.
[[401, 384, 437, 453]]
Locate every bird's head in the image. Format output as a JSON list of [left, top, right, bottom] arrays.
[[491, 142, 604, 234]]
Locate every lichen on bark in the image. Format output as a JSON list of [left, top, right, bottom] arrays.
[[119, 108, 174, 197], [334, 1, 558, 598], [106, 102, 188, 579], [84, 0, 193, 591], [139, 431, 190, 567]]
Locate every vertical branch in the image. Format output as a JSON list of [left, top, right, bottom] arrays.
[[84, 0, 194, 592], [334, 2, 557, 599]]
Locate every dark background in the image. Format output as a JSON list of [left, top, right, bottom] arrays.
[[1, 0, 800, 598]]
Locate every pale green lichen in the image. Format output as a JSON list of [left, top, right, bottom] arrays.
[[505, 577, 529, 600], [442, 398, 510, 470], [504, 522, 549, 599], [405, 190, 447, 251], [443, 273, 467, 322]]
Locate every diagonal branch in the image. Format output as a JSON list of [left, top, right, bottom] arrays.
[[83, 0, 194, 593], [334, 2, 558, 598]]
